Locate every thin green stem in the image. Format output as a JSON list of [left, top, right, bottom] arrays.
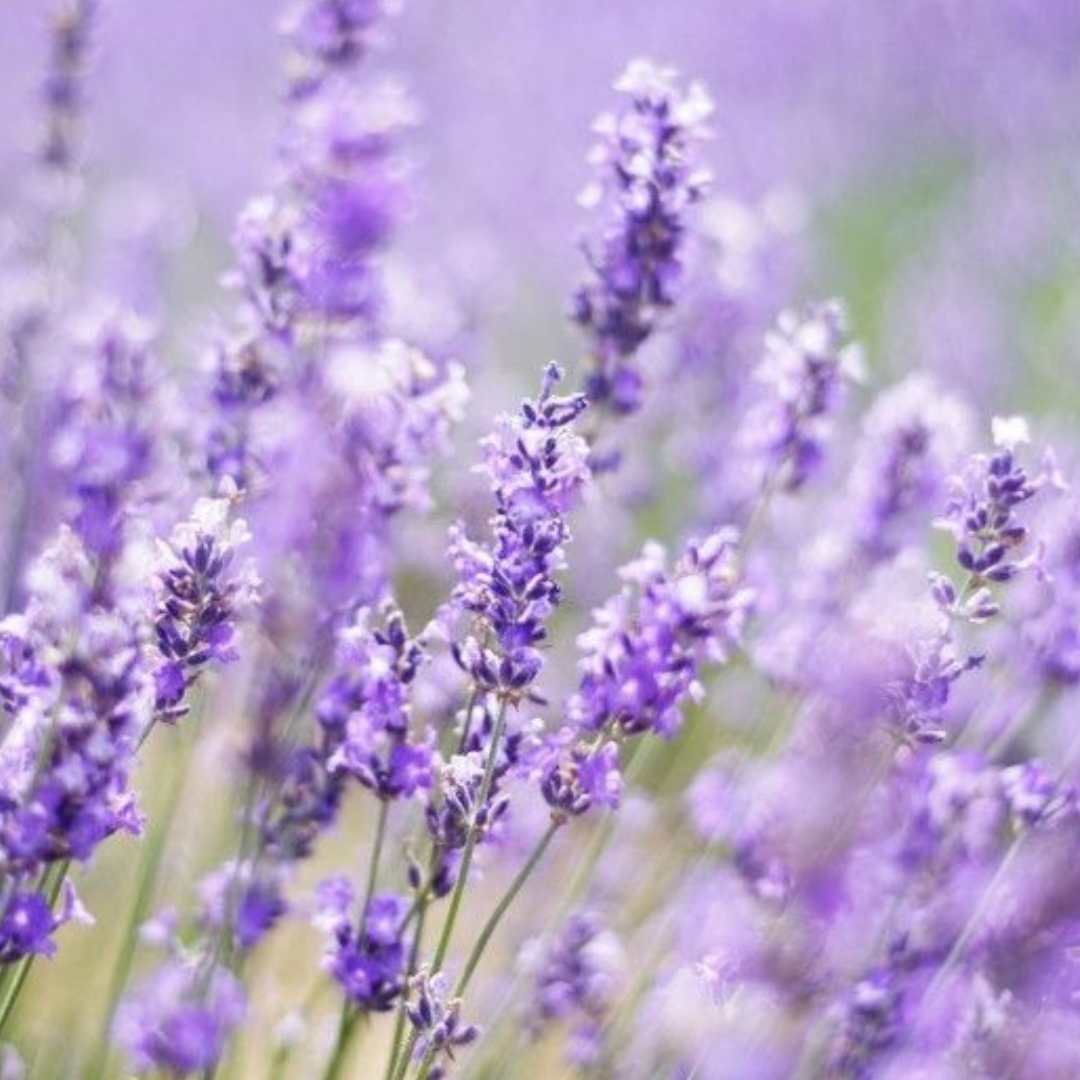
[[456, 819, 562, 997], [383, 895, 429, 1080], [0, 858, 69, 1038], [429, 697, 509, 974], [319, 799, 392, 1080]]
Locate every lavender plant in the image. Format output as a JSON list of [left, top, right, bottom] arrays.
[[1, 3, 1080, 1080]]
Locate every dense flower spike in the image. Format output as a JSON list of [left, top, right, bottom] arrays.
[[405, 968, 480, 1073], [573, 60, 712, 414], [39, 0, 98, 173], [570, 529, 751, 738], [542, 528, 750, 816], [115, 959, 245, 1075], [0, 531, 152, 961], [152, 498, 258, 720], [50, 311, 164, 568], [449, 363, 589, 696]]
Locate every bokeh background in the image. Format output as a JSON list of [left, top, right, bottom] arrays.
[[3, 1, 1080, 1076]]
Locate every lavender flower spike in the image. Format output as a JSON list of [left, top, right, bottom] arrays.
[[152, 498, 259, 721], [542, 528, 752, 817], [572, 59, 713, 414], [931, 415, 1058, 624], [449, 362, 589, 698]]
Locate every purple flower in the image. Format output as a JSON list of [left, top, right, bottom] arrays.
[[448, 363, 589, 697], [115, 960, 245, 1076], [932, 417, 1057, 624], [152, 498, 258, 720], [569, 529, 751, 739], [319, 887, 408, 1012], [1000, 760, 1076, 832], [827, 964, 904, 1079], [0, 891, 58, 963], [38, 0, 97, 172], [520, 912, 623, 1067], [320, 603, 431, 801], [572, 60, 712, 414], [541, 529, 750, 818], [282, 0, 391, 99], [885, 635, 983, 746], [0, 531, 153, 905], [751, 299, 863, 493], [846, 374, 972, 561], [405, 968, 480, 1070]]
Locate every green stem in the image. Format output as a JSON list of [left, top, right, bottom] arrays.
[[454, 819, 562, 997], [86, 721, 195, 1080], [383, 896, 429, 1080], [320, 799, 392, 1080], [0, 858, 69, 1038], [429, 697, 508, 974], [413, 820, 563, 1080]]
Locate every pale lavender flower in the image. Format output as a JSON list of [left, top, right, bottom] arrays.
[[115, 958, 245, 1076], [520, 911, 623, 1067], [573, 59, 712, 414], [751, 299, 863, 493]]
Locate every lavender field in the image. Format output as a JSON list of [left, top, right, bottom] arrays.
[[2, 2, 1080, 1078]]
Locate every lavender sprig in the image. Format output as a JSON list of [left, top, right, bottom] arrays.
[[572, 60, 712, 416]]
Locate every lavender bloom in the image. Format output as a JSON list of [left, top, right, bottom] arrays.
[[520, 912, 623, 1068], [0, 532, 152, 916], [316, 881, 407, 1011], [152, 499, 258, 720], [49, 311, 162, 568], [405, 968, 480, 1075], [932, 417, 1053, 624], [256, 603, 427, 865], [751, 299, 863, 493], [197, 860, 287, 952], [0, 891, 60, 964], [846, 374, 972, 562], [282, 0, 392, 99], [999, 760, 1076, 832], [541, 528, 750, 817], [885, 635, 983, 746], [425, 752, 510, 894], [573, 60, 713, 414], [569, 529, 751, 739], [115, 959, 245, 1076], [449, 363, 589, 697], [320, 603, 430, 801]]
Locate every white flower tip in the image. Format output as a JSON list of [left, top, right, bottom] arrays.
[[991, 415, 1030, 451]]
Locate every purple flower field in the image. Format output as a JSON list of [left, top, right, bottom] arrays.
[[3, 1, 1080, 1077]]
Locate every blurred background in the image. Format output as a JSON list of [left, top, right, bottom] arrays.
[[3, 1, 1080, 1076], [3, 0, 1080, 413]]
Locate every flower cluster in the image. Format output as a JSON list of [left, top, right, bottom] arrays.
[[520, 912, 623, 1068], [543, 528, 751, 817], [152, 499, 257, 720], [752, 299, 864, 492], [572, 59, 712, 414], [5, 5, 1080, 1080], [316, 878, 408, 1011], [449, 362, 589, 697]]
